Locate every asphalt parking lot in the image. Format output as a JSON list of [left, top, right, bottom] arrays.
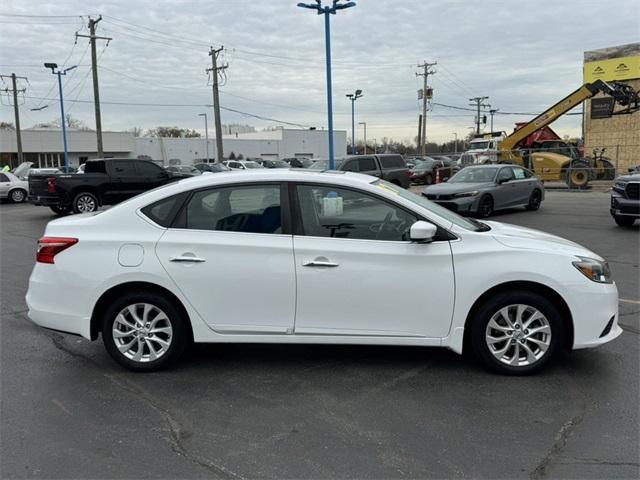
[[1, 191, 638, 479]]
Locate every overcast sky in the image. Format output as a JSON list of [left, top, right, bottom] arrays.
[[1, 0, 638, 144]]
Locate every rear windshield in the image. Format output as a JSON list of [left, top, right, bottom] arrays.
[[84, 161, 106, 174], [379, 156, 406, 168]]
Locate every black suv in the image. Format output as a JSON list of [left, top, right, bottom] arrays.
[[611, 172, 640, 226]]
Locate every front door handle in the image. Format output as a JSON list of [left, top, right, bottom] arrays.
[[303, 260, 339, 268], [170, 255, 206, 263]]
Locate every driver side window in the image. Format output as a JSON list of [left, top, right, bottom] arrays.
[[295, 185, 417, 241], [497, 167, 515, 182]]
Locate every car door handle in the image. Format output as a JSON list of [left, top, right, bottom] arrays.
[[303, 260, 339, 268], [170, 255, 206, 263]]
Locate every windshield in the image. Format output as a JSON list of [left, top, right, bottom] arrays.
[[243, 162, 263, 169], [449, 167, 497, 183], [372, 179, 480, 231], [413, 159, 435, 169], [469, 141, 491, 150], [309, 159, 345, 170]]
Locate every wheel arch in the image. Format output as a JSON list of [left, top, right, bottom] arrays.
[[8, 186, 27, 197], [90, 281, 193, 342], [462, 280, 574, 353], [71, 186, 101, 205]]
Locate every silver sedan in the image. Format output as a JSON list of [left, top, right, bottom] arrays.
[[0, 171, 29, 203], [423, 165, 544, 218]]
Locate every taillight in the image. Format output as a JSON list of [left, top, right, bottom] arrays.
[[36, 237, 78, 264], [47, 177, 56, 193]]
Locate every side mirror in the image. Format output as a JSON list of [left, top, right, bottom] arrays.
[[409, 221, 437, 243], [497, 177, 509, 184]]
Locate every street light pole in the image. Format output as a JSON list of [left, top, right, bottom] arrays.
[[453, 132, 458, 153], [346, 90, 362, 154], [359, 121, 366, 154], [44, 63, 76, 173], [297, 1, 356, 169], [198, 113, 209, 161]]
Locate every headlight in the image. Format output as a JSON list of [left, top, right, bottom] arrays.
[[572, 257, 613, 283], [613, 181, 626, 190], [453, 191, 480, 198]]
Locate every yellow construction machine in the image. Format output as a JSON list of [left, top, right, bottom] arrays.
[[498, 80, 639, 187]]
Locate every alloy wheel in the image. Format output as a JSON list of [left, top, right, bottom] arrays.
[[485, 304, 551, 367], [10, 190, 25, 202], [76, 195, 96, 213], [112, 303, 173, 363]]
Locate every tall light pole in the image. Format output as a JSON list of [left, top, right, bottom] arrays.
[[359, 121, 366, 155], [346, 89, 362, 155], [489, 108, 499, 133], [198, 113, 210, 161], [44, 63, 77, 173], [297, 1, 356, 169], [453, 132, 458, 153]]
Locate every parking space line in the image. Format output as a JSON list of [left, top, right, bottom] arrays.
[[620, 298, 640, 305]]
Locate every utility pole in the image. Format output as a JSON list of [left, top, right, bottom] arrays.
[[489, 108, 499, 133], [416, 61, 436, 155], [207, 46, 227, 163], [1, 73, 27, 164], [469, 96, 489, 136], [359, 121, 366, 155], [417, 114, 422, 152], [76, 16, 111, 158], [453, 132, 458, 153]]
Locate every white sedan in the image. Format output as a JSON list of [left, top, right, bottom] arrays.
[[26, 170, 621, 374], [0, 171, 28, 203]]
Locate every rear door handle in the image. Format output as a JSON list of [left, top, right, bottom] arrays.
[[170, 255, 206, 263], [303, 260, 339, 268]]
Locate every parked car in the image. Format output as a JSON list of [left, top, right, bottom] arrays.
[[26, 169, 621, 375], [223, 160, 264, 170], [410, 156, 459, 185], [256, 159, 290, 169], [423, 165, 544, 218], [13, 162, 63, 180], [0, 171, 29, 203], [28, 158, 189, 215], [283, 157, 315, 168], [165, 165, 201, 176], [310, 154, 411, 188], [193, 162, 230, 173], [610, 172, 639, 227]]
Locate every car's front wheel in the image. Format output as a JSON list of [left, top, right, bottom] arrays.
[[470, 291, 563, 375], [102, 291, 190, 372], [477, 195, 494, 218], [9, 189, 27, 203], [526, 189, 542, 210], [613, 215, 636, 227]]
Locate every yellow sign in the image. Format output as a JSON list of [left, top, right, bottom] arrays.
[[584, 55, 640, 82]]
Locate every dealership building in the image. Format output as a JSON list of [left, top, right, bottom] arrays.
[[0, 127, 347, 169], [583, 42, 640, 171]]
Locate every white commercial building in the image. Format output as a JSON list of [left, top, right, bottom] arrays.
[[0, 127, 347, 168]]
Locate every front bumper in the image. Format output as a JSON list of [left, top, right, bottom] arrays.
[[566, 280, 622, 350], [425, 195, 481, 214], [610, 192, 640, 218]]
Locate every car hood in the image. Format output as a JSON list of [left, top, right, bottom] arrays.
[[424, 182, 493, 194], [485, 221, 602, 260], [617, 173, 640, 182]]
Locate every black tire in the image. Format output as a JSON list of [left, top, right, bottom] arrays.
[[102, 291, 190, 372], [50, 205, 71, 215], [72, 191, 99, 213], [565, 162, 590, 188], [613, 215, 636, 227], [425, 173, 433, 185], [525, 189, 542, 211], [470, 291, 564, 375], [9, 188, 27, 203], [477, 195, 494, 218]]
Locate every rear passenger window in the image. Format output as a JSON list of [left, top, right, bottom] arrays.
[[0, 173, 8, 182], [141, 193, 186, 227], [184, 185, 282, 234], [358, 157, 377, 171], [342, 160, 358, 172], [379, 156, 406, 168], [136, 161, 164, 178]]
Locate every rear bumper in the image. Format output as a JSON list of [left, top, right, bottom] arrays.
[[26, 264, 93, 339], [29, 193, 65, 207]]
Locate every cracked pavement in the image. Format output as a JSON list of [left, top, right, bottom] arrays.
[[1, 191, 638, 479]]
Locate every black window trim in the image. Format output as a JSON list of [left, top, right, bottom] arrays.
[[168, 181, 291, 234], [289, 181, 456, 242]]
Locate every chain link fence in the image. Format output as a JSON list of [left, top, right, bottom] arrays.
[[419, 144, 639, 190]]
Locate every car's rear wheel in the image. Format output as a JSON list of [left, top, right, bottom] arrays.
[[477, 195, 494, 218], [102, 292, 189, 372], [73, 191, 98, 213], [613, 215, 636, 227], [9, 189, 26, 203], [526, 189, 542, 210], [470, 291, 563, 375]]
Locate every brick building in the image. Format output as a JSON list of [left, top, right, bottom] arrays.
[[583, 43, 640, 171]]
